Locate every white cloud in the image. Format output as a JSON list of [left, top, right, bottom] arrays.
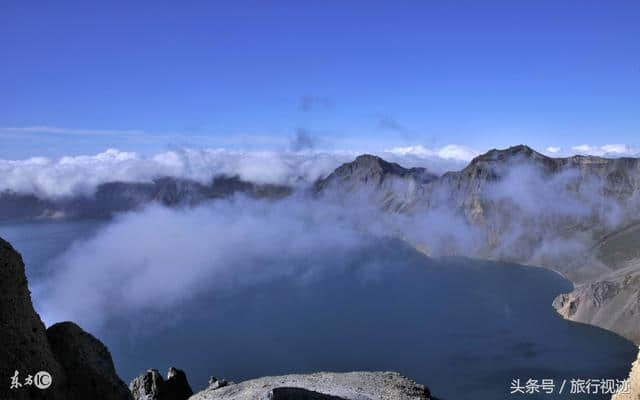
[[571, 144, 638, 157], [0, 148, 345, 197], [384, 144, 479, 161], [601, 144, 631, 154], [0, 145, 486, 198], [545, 146, 561, 154]]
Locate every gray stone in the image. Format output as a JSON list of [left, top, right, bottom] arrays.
[[189, 371, 432, 400], [130, 367, 193, 400], [47, 321, 132, 400]]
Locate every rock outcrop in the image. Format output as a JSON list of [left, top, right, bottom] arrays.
[[130, 367, 193, 400], [0, 236, 131, 400], [47, 321, 132, 400], [189, 371, 433, 400], [0, 237, 67, 399], [553, 220, 640, 344], [553, 274, 640, 344]]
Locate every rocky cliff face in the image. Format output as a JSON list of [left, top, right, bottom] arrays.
[[0, 236, 132, 400], [0, 237, 67, 399], [553, 221, 640, 344], [314, 154, 437, 212]]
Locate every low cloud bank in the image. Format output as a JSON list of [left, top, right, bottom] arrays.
[[35, 193, 478, 330], [0, 147, 470, 198]]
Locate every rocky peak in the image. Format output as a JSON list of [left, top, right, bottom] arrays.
[[469, 145, 543, 164], [315, 154, 436, 193], [463, 145, 556, 176], [345, 154, 407, 175]]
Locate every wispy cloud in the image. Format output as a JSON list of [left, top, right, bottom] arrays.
[[290, 128, 318, 151], [298, 96, 333, 112], [376, 114, 408, 133], [570, 144, 638, 157]]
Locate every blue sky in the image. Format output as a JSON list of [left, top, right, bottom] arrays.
[[1, 0, 639, 158]]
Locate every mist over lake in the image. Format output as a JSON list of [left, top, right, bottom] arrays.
[[2, 218, 635, 400]]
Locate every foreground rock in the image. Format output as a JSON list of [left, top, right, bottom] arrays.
[[47, 321, 132, 400], [0, 236, 131, 400], [0, 237, 66, 399], [189, 371, 433, 400], [130, 368, 193, 400]]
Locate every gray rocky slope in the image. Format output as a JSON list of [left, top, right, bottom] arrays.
[[189, 372, 432, 400]]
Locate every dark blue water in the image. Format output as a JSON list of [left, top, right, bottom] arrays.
[[1, 220, 636, 400]]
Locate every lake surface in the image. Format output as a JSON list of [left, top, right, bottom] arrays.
[[1, 219, 636, 400]]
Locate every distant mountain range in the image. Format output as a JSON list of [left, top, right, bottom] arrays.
[[0, 176, 291, 221], [3, 144, 640, 343]]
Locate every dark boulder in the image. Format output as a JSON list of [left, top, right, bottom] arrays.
[[130, 367, 193, 400], [46, 321, 132, 400]]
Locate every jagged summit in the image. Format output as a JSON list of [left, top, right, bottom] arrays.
[[315, 154, 437, 193], [469, 145, 547, 164], [343, 154, 412, 176]]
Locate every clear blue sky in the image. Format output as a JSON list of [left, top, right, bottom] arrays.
[[1, 0, 639, 157]]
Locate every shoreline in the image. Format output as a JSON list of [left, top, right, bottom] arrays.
[[407, 239, 638, 400]]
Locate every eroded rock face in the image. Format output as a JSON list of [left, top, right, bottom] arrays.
[[0, 236, 131, 400], [189, 371, 432, 400], [46, 321, 132, 400], [0, 237, 67, 399], [130, 368, 193, 400], [553, 270, 640, 344]]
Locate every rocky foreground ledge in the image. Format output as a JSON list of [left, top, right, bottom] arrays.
[[129, 368, 433, 400], [188, 371, 433, 400], [1, 235, 434, 400]]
